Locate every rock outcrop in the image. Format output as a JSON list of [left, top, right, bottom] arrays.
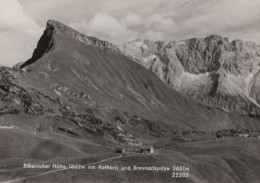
[[120, 35, 260, 115]]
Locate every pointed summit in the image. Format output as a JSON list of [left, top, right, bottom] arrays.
[[45, 19, 121, 54], [47, 19, 59, 26], [20, 20, 121, 69], [45, 19, 86, 39], [20, 20, 56, 69]]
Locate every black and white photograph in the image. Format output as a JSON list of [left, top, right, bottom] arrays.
[[0, 0, 260, 182]]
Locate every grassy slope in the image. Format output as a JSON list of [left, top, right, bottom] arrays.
[[1, 128, 260, 183], [10, 33, 260, 132]]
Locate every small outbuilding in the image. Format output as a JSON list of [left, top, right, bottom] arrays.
[[116, 148, 126, 153], [140, 145, 154, 154]]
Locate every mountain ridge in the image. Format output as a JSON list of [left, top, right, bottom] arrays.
[[7, 20, 259, 133], [15, 19, 260, 118], [120, 35, 260, 115]]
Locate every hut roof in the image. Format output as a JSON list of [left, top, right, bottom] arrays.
[[140, 145, 153, 149]]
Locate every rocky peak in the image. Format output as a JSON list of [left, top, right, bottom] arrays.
[[19, 20, 122, 69], [121, 35, 260, 115], [176, 35, 227, 74], [205, 34, 225, 42], [46, 19, 121, 54], [19, 20, 55, 69]]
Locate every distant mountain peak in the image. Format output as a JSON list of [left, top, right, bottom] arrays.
[[205, 34, 223, 40], [120, 34, 260, 115], [129, 38, 163, 45]]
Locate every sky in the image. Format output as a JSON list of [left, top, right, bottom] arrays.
[[0, 0, 259, 67]]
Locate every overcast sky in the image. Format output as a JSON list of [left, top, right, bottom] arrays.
[[0, 0, 259, 67]]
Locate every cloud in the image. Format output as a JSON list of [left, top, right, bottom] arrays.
[[70, 13, 139, 44], [0, 0, 43, 67], [165, 0, 260, 41], [1, 0, 260, 67], [66, 0, 260, 44], [70, 12, 167, 43], [141, 30, 163, 41], [122, 13, 144, 27]]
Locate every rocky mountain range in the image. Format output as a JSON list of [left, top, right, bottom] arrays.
[[1, 20, 260, 183], [119, 36, 260, 116], [3, 19, 254, 135], [1, 20, 259, 143]]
